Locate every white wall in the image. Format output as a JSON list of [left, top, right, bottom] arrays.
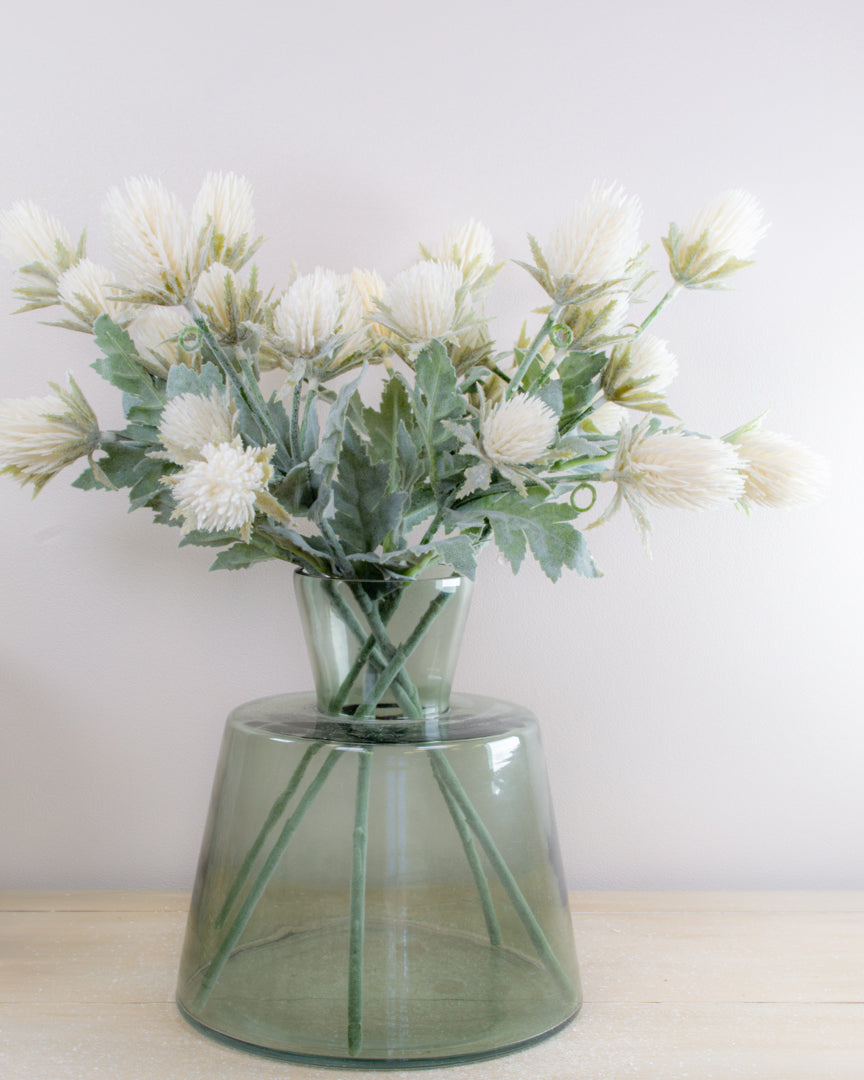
[[1, 0, 861, 889]]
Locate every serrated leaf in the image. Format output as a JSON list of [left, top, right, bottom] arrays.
[[332, 425, 407, 554], [209, 542, 279, 571], [361, 375, 422, 490], [412, 341, 467, 487], [91, 315, 164, 411], [558, 349, 608, 432], [451, 490, 600, 581], [308, 368, 365, 513], [430, 535, 477, 578], [72, 442, 153, 491], [165, 361, 224, 399], [531, 379, 564, 415]]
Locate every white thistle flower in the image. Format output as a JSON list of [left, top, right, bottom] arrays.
[[384, 260, 463, 343], [156, 387, 236, 466], [430, 219, 496, 288], [274, 268, 342, 356], [546, 182, 643, 285], [104, 176, 208, 305], [450, 393, 558, 499], [164, 437, 275, 541], [0, 375, 100, 492], [482, 394, 558, 466], [127, 306, 198, 378], [340, 267, 387, 353], [0, 200, 74, 277], [57, 258, 128, 332], [603, 335, 678, 410], [596, 420, 744, 550], [727, 427, 829, 508], [582, 400, 628, 435], [192, 172, 258, 269], [665, 190, 767, 289], [194, 264, 239, 332]]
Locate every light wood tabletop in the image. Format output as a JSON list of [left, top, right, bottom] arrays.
[[1, 890, 862, 1079]]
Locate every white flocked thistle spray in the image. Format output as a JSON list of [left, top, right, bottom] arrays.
[[0, 174, 829, 1059]]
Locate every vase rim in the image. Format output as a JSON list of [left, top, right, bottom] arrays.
[[294, 568, 467, 588]]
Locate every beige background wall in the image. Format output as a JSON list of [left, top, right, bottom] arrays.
[[1, 0, 861, 889]]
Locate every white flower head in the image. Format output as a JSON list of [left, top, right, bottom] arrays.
[[727, 425, 829, 508], [194, 264, 240, 332], [274, 268, 342, 357], [0, 200, 74, 277], [192, 172, 259, 269], [596, 420, 745, 551], [0, 374, 100, 492], [127, 306, 199, 378], [451, 393, 558, 499], [164, 437, 275, 542], [384, 260, 463, 344], [156, 387, 236, 466], [429, 219, 496, 290], [602, 335, 678, 410], [57, 258, 128, 332], [104, 176, 209, 305], [546, 182, 643, 287], [582, 400, 628, 436], [339, 267, 387, 354], [482, 394, 558, 466], [665, 190, 767, 289]]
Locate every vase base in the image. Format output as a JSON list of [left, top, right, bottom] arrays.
[[177, 914, 580, 1067], [177, 996, 580, 1070]]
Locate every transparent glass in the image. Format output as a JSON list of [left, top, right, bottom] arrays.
[[176, 574, 581, 1068]]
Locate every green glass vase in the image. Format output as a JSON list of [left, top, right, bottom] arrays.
[[176, 572, 581, 1068]]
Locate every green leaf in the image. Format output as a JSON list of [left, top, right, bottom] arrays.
[[165, 361, 224, 399], [209, 542, 280, 571], [72, 442, 154, 491], [558, 350, 608, 433], [412, 341, 467, 487], [308, 368, 365, 512], [430, 535, 478, 578], [451, 490, 600, 581], [332, 424, 407, 554], [91, 316, 164, 414]]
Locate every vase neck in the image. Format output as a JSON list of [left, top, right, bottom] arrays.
[[294, 573, 473, 721]]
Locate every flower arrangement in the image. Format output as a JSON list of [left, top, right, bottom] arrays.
[[0, 175, 831, 1062], [0, 175, 827, 584]]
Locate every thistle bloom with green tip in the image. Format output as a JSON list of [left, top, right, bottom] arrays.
[[0, 375, 100, 492], [664, 190, 767, 289], [727, 426, 829, 508]]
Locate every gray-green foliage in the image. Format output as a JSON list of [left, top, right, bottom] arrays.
[[65, 312, 620, 581]]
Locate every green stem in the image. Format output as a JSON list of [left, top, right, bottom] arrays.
[[193, 749, 342, 1010], [345, 585, 424, 716], [429, 754, 502, 946], [429, 749, 574, 997], [214, 743, 323, 929], [636, 284, 680, 337], [354, 590, 453, 719], [506, 312, 557, 399], [328, 634, 377, 714], [348, 751, 372, 1056]]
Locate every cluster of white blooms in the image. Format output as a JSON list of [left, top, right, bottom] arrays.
[[164, 437, 275, 542], [0, 375, 100, 492], [0, 201, 74, 277], [340, 268, 388, 354], [156, 388, 237, 466]]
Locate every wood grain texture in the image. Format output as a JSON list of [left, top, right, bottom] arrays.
[[1, 892, 862, 1079]]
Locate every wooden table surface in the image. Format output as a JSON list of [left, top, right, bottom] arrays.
[[1, 890, 862, 1079]]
